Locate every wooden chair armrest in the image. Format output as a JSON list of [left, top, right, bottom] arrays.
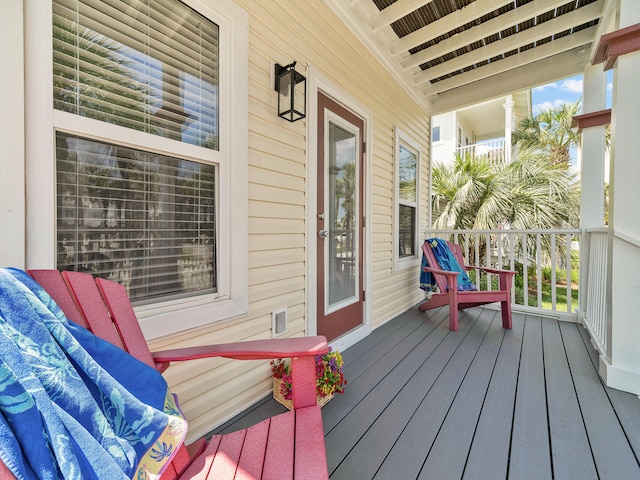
[[153, 336, 328, 409], [152, 336, 328, 363], [422, 266, 459, 278], [466, 266, 517, 276]]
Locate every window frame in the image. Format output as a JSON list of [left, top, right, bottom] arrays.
[[25, 0, 249, 340], [431, 124, 441, 143], [393, 127, 421, 272]]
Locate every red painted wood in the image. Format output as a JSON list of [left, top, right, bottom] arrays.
[[27, 270, 88, 329], [208, 430, 245, 479], [593, 22, 640, 70], [294, 406, 330, 480], [61, 271, 125, 350], [572, 109, 611, 130], [419, 241, 515, 331], [179, 435, 222, 479], [153, 337, 328, 364], [95, 277, 156, 369], [262, 411, 295, 479], [291, 355, 318, 409], [235, 419, 270, 480], [20, 269, 330, 480]]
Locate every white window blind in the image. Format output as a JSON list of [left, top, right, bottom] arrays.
[[52, 0, 219, 149], [52, 0, 220, 303], [56, 132, 216, 302]]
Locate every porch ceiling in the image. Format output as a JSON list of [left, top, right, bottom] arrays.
[[327, 0, 610, 114]]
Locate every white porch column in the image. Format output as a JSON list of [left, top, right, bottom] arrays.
[[576, 65, 607, 321], [580, 65, 607, 227], [503, 95, 514, 162], [0, 1, 26, 268], [600, 0, 640, 394]]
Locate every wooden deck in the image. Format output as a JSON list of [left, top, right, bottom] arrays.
[[214, 305, 640, 479]]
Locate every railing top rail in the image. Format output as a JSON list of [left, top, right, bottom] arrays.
[[425, 228, 581, 236], [585, 227, 609, 234]]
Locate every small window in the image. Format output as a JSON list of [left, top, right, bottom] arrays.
[[394, 128, 421, 271], [432, 125, 441, 142]]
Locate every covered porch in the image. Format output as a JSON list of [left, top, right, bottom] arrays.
[[216, 305, 640, 479]]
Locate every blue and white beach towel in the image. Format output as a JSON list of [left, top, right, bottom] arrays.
[[420, 238, 477, 293], [0, 268, 187, 479]]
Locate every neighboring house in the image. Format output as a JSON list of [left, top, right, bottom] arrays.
[[430, 92, 531, 227], [2, 0, 639, 444], [431, 91, 531, 168]]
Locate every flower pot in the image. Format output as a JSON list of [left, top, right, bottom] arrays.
[[272, 377, 334, 411]]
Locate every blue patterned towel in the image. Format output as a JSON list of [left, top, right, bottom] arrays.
[[420, 239, 477, 293], [0, 268, 187, 480]]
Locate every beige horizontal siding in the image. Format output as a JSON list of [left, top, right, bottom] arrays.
[[150, 0, 431, 442]]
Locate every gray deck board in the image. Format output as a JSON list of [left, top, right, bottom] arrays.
[[543, 318, 598, 480], [463, 310, 524, 480], [417, 310, 504, 480], [560, 321, 640, 478], [213, 305, 640, 479], [509, 315, 552, 479]]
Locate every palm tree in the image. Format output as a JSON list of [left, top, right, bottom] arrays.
[[512, 99, 582, 166], [433, 146, 579, 230], [431, 146, 580, 262]]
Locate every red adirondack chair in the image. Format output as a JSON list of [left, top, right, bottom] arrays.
[[419, 240, 516, 332], [3, 269, 330, 480]]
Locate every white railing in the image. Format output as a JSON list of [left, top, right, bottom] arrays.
[[456, 139, 507, 165], [425, 229, 581, 320], [582, 228, 609, 357]]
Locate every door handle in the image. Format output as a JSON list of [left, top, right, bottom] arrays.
[[318, 229, 329, 238]]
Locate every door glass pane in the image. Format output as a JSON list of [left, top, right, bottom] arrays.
[[328, 121, 357, 308]]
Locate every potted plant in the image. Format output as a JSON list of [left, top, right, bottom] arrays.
[[271, 347, 347, 410]]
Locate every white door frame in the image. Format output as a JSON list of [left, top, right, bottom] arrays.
[[306, 65, 372, 352]]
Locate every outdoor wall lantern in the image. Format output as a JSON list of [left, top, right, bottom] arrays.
[[274, 61, 306, 122]]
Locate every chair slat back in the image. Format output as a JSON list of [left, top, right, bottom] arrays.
[[28, 269, 88, 329], [95, 277, 156, 369], [61, 271, 126, 352], [422, 241, 452, 292], [447, 241, 468, 268]]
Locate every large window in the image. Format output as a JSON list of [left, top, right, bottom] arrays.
[[27, 0, 248, 336], [394, 128, 421, 271], [53, 0, 219, 303], [56, 133, 216, 302]]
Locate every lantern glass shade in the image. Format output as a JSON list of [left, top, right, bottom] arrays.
[[275, 62, 306, 122]]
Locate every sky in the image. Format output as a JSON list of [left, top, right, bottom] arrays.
[[530, 71, 613, 167], [531, 71, 613, 115]]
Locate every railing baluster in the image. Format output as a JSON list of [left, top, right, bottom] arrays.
[[550, 233, 557, 311], [425, 228, 582, 321]]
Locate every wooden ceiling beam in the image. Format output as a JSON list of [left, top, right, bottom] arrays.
[[400, 0, 561, 70], [429, 48, 589, 114], [370, 0, 433, 32], [389, 0, 511, 56], [423, 27, 596, 97], [413, 1, 603, 86]]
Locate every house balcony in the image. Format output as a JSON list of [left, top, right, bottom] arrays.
[[456, 138, 509, 165]]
